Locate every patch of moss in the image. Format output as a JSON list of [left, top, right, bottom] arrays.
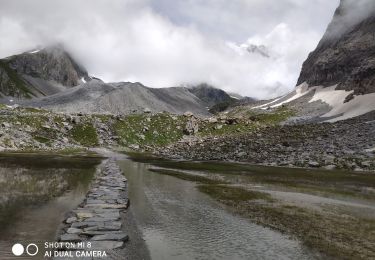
[[93, 114, 112, 124], [198, 122, 255, 137], [33, 135, 51, 144], [114, 113, 187, 147], [70, 123, 98, 147], [14, 114, 49, 129]]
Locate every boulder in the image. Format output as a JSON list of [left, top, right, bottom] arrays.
[[184, 117, 199, 135]]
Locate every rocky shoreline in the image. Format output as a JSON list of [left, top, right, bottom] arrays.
[[156, 112, 375, 172], [56, 159, 130, 259]]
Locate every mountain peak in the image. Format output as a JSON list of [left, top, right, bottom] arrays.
[[0, 44, 90, 99], [297, 0, 375, 95]]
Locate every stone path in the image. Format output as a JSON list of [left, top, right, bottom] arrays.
[[56, 159, 129, 258]]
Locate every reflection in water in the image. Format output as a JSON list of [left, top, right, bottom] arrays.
[[119, 159, 314, 260], [0, 153, 100, 259]]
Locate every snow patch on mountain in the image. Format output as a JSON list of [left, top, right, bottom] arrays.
[[271, 83, 313, 108], [324, 92, 375, 122], [252, 95, 287, 109], [29, 49, 40, 54]]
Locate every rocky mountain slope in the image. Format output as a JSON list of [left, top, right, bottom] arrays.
[[25, 80, 211, 115], [298, 0, 375, 95], [240, 0, 375, 123], [0, 45, 90, 99], [188, 83, 235, 107]]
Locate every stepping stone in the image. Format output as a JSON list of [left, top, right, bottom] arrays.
[[60, 234, 82, 242], [66, 217, 77, 224], [84, 204, 127, 209], [67, 228, 82, 234], [92, 209, 120, 214], [82, 230, 123, 236], [86, 199, 106, 204], [71, 221, 98, 228], [84, 222, 121, 232], [85, 216, 120, 222], [96, 212, 120, 218], [76, 212, 94, 219], [91, 233, 129, 242]]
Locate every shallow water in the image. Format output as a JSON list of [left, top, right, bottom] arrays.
[[0, 153, 100, 259], [118, 159, 315, 260]]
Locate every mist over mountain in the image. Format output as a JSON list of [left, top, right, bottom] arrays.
[[0, 46, 89, 99], [297, 0, 375, 95]]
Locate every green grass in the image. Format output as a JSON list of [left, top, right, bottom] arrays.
[[70, 122, 98, 147], [114, 113, 187, 147], [199, 107, 295, 137], [33, 135, 51, 144], [13, 114, 49, 128]]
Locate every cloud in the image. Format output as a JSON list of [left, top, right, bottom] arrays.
[[324, 0, 375, 40], [0, 0, 340, 99]]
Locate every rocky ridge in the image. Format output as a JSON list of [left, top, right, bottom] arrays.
[[0, 45, 89, 99], [297, 0, 375, 95]]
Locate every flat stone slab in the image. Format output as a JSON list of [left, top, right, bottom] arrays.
[[83, 230, 123, 236], [85, 216, 120, 222], [86, 199, 106, 204], [71, 222, 98, 228], [84, 223, 122, 232], [76, 212, 94, 219], [84, 203, 127, 209], [67, 228, 82, 234], [91, 233, 129, 242], [66, 217, 77, 224]]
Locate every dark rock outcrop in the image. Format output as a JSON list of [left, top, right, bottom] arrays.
[[297, 0, 375, 95], [188, 83, 234, 107], [0, 45, 90, 99]]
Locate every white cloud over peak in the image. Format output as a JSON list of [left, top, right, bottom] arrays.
[[0, 0, 339, 99]]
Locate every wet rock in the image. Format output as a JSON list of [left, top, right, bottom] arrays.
[[71, 116, 80, 124], [82, 230, 123, 236], [66, 228, 82, 234], [324, 165, 337, 170], [184, 111, 194, 117], [76, 212, 94, 219], [184, 117, 199, 135], [129, 144, 140, 150], [215, 124, 223, 130], [1, 122, 10, 128], [65, 217, 77, 224]]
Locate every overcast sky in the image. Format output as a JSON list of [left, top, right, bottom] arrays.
[[0, 0, 340, 98]]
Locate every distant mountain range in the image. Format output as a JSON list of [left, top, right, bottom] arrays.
[[0, 46, 251, 115]]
